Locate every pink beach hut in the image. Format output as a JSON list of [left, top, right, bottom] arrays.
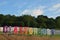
[[3, 26, 8, 33], [13, 26, 18, 34]]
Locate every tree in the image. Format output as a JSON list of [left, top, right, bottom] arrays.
[[36, 15, 48, 28], [55, 16, 60, 29], [21, 15, 35, 27], [46, 18, 56, 29], [0, 14, 60, 29]]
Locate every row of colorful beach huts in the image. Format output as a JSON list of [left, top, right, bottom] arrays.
[[0, 26, 60, 35]]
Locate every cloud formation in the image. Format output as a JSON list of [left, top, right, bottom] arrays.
[[20, 6, 46, 17], [49, 3, 60, 12], [21, 9, 44, 17], [45, 3, 60, 18]]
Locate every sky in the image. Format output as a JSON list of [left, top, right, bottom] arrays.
[[0, 0, 60, 18]]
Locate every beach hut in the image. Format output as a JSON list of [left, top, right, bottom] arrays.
[[13, 26, 18, 34], [11, 27, 14, 33], [20, 27, 28, 35], [47, 29, 51, 35], [28, 27, 33, 35], [41, 28, 47, 35], [3, 26, 8, 33], [6, 27, 9, 33], [38, 28, 41, 35], [51, 29, 55, 35], [33, 28, 38, 35], [20, 27, 24, 34], [23, 27, 28, 35], [0, 27, 3, 32], [9, 26, 12, 33], [0, 27, 3, 34]]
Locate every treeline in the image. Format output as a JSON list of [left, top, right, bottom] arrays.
[[0, 14, 60, 29]]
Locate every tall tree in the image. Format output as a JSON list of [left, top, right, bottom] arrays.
[[55, 16, 60, 29], [36, 15, 48, 28]]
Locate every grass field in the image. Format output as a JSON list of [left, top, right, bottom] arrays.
[[0, 34, 60, 40]]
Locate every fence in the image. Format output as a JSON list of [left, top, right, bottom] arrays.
[[54, 30, 60, 35]]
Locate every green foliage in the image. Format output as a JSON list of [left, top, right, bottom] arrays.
[[0, 14, 60, 29], [55, 16, 60, 29]]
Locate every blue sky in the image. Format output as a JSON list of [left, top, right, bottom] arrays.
[[0, 0, 60, 18]]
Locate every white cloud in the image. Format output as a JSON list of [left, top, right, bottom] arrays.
[[53, 4, 60, 8], [46, 3, 60, 18], [20, 6, 46, 17], [49, 3, 60, 11], [48, 3, 60, 15], [32, 9, 43, 16], [21, 9, 44, 17]]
